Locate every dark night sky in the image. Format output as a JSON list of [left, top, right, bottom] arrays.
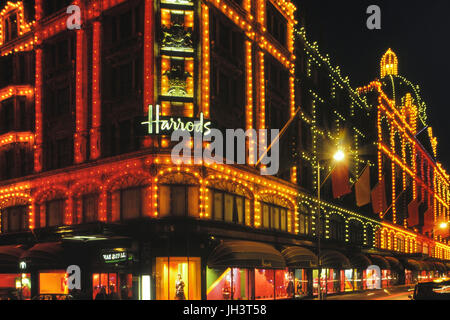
[[294, 0, 450, 169]]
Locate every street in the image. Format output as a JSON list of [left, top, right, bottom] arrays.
[[318, 285, 416, 300]]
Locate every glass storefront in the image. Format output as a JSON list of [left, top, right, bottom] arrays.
[[312, 269, 339, 295], [92, 272, 133, 300], [0, 273, 31, 300], [206, 267, 293, 300], [155, 257, 201, 300], [381, 270, 391, 288], [294, 269, 308, 297], [39, 270, 68, 295], [342, 269, 359, 292], [206, 268, 251, 300], [365, 267, 381, 290]]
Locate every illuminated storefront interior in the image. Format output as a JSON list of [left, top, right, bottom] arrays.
[[155, 257, 201, 300]]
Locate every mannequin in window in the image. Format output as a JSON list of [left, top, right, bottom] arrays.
[[175, 274, 186, 300]]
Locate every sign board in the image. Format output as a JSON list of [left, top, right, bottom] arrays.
[[101, 249, 128, 264], [137, 104, 212, 136]]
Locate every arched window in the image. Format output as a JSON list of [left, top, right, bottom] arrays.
[[261, 201, 289, 232], [396, 235, 405, 252], [329, 214, 345, 242], [45, 198, 65, 227], [160, 184, 199, 218], [298, 203, 311, 236], [348, 220, 364, 245], [73, 193, 99, 224], [0, 205, 28, 233], [205, 180, 252, 226], [366, 224, 374, 247]]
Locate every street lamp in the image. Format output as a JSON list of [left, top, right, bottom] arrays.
[[439, 222, 448, 230], [317, 149, 345, 300]]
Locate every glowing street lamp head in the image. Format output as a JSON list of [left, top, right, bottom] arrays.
[[439, 222, 448, 229], [333, 150, 345, 162]]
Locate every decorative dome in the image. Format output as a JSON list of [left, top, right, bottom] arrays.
[[380, 49, 398, 78]]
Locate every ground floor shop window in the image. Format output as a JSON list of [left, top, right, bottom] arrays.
[[206, 267, 251, 300], [294, 269, 308, 297], [405, 270, 413, 285], [92, 273, 132, 300], [155, 257, 201, 300], [0, 273, 30, 300], [312, 269, 339, 295], [365, 266, 381, 289], [206, 268, 293, 300], [342, 269, 356, 292], [381, 270, 391, 288], [254, 269, 292, 300], [39, 271, 68, 295]]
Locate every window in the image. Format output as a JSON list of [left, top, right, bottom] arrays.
[[261, 202, 289, 232], [160, 185, 200, 217], [0, 99, 14, 134], [396, 237, 405, 252], [121, 187, 142, 220], [0, 55, 13, 88], [4, 13, 18, 43], [348, 220, 364, 245], [366, 225, 374, 247], [46, 199, 65, 227], [92, 273, 134, 300], [299, 205, 311, 236], [206, 189, 249, 225], [82, 194, 98, 223], [155, 257, 201, 300], [266, 1, 287, 47], [0, 206, 27, 233], [39, 271, 69, 294], [329, 214, 345, 242]]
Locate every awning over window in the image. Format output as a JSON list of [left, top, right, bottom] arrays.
[[369, 255, 391, 270], [446, 262, 450, 271], [20, 242, 65, 267], [384, 256, 404, 272], [419, 261, 433, 271], [319, 250, 351, 269], [400, 258, 422, 271], [207, 241, 286, 269], [431, 262, 447, 273], [347, 253, 371, 270], [0, 245, 26, 268], [281, 246, 318, 268]]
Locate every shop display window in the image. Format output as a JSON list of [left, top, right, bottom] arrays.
[[274, 269, 293, 299], [0, 273, 30, 300], [39, 270, 68, 294], [342, 269, 353, 292], [155, 257, 201, 300], [92, 272, 132, 299], [365, 267, 381, 289], [326, 269, 338, 294], [294, 269, 308, 297], [381, 270, 390, 288], [254, 269, 274, 300], [206, 267, 251, 300]]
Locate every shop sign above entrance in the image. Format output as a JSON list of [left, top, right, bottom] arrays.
[[101, 249, 128, 264]]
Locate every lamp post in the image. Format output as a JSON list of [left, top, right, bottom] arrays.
[[316, 150, 345, 300]]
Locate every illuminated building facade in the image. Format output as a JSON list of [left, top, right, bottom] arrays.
[[0, 0, 448, 300], [0, 0, 305, 300]]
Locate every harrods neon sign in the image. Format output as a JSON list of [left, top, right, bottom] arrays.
[[140, 105, 212, 135]]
